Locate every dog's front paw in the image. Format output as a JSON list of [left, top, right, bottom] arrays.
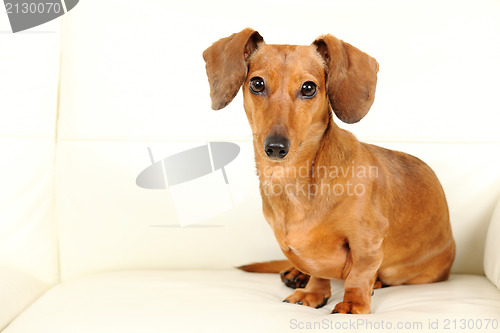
[[332, 301, 370, 314], [283, 289, 329, 308], [280, 267, 310, 289]]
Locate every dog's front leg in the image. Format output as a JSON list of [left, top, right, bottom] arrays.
[[332, 235, 384, 314], [283, 276, 331, 308]]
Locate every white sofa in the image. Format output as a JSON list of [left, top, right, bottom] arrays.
[[1, 1, 500, 332]]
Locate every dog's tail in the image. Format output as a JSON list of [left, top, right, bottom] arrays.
[[237, 260, 291, 273]]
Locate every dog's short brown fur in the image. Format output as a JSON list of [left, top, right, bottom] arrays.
[[203, 28, 455, 314]]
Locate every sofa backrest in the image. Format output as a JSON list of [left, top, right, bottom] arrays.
[[52, 0, 500, 281], [0, 18, 60, 286]]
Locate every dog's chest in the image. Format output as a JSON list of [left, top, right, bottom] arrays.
[[260, 174, 349, 278], [266, 209, 349, 279]]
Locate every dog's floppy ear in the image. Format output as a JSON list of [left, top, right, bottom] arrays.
[[203, 28, 264, 110], [313, 35, 379, 124]]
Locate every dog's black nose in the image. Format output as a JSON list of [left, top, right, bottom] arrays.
[[264, 135, 290, 159]]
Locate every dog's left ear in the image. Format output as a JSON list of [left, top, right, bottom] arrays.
[[313, 35, 379, 124], [203, 28, 264, 110]]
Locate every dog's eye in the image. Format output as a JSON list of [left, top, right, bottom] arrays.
[[249, 77, 265, 94], [300, 81, 317, 98]]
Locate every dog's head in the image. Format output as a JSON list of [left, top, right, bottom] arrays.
[[203, 28, 378, 162]]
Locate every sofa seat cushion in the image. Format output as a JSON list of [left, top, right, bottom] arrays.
[[4, 270, 500, 333], [0, 268, 48, 331]]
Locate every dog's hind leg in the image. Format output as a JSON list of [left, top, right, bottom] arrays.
[[280, 267, 310, 289]]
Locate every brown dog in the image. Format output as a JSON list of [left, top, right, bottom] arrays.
[[203, 28, 455, 314]]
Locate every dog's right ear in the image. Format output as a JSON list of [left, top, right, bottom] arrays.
[[203, 28, 264, 110]]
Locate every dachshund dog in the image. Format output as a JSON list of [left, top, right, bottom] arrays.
[[203, 28, 455, 314]]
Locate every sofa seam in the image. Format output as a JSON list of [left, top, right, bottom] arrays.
[[49, 18, 65, 285]]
